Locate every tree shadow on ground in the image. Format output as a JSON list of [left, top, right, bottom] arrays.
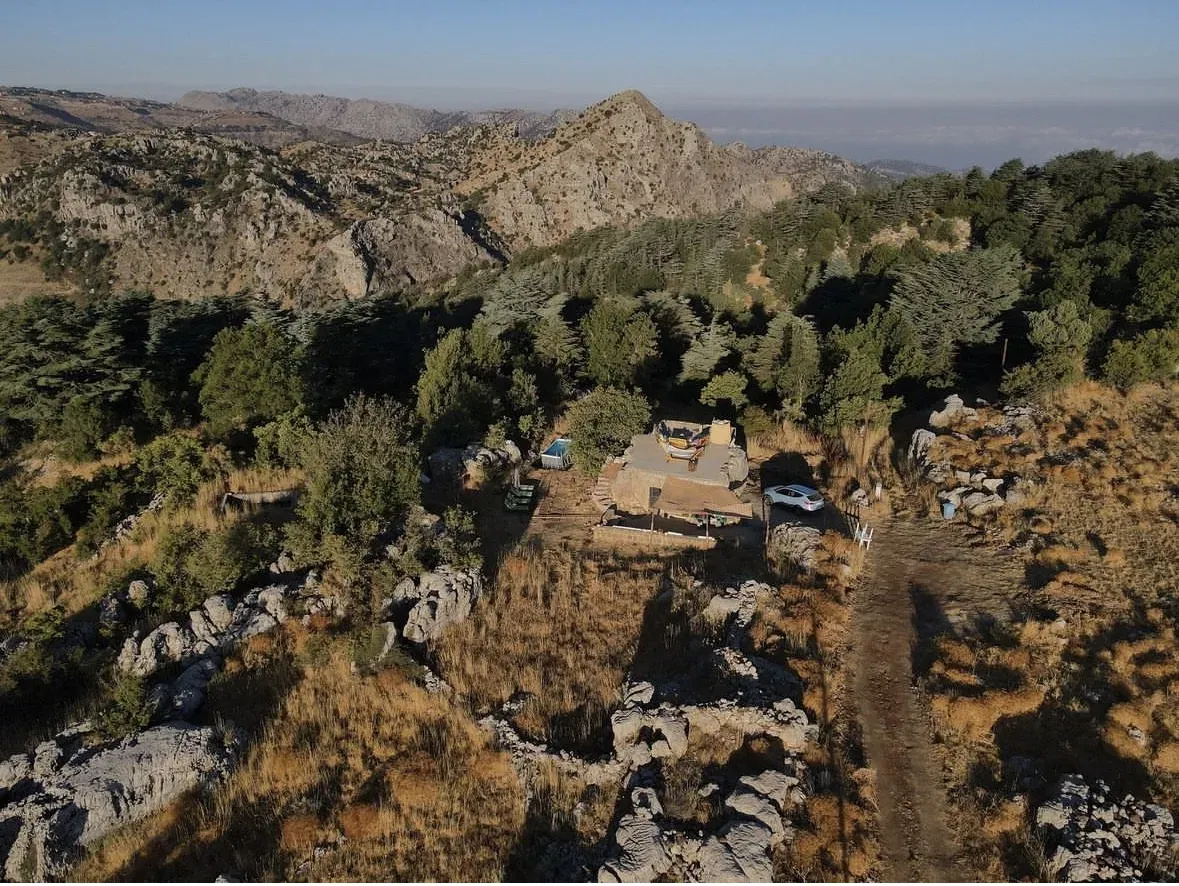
[[759, 451, 818, 490], [991, 608, 1156, 804], [503, 780, 588, 882], [421, 478, 533, 589], [910, 582, 956, 678], [796, 274, 890, 335]]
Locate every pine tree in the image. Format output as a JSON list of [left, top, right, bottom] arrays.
[[746, 313, 820, 417], [415, 328, 497, 448], [580, 300, 658, 387], [678, 319, 735, 383], [194, 323, 303, 437], [699, 371, 748, 411], [890, 245, 1023, 360]]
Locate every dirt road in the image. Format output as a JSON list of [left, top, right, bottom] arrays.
[[849, 517, 1022, 881]]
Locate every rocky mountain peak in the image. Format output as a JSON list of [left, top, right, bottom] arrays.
[[594, 88, 662, 117]]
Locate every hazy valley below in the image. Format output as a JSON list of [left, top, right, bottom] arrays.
[[680, 99, 1179, 169]]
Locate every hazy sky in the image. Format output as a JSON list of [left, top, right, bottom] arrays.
[[3, 0, 1176, 105], [2, 1, 1178, 167]]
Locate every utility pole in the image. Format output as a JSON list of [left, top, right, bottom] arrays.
[[1000, 337, 1009, 371], [859, 403, 870, 474]]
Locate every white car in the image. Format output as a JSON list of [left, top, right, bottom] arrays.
[[763, 484, 825, 513]]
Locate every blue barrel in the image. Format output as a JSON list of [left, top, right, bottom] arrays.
[[942, 500, 957, 520]]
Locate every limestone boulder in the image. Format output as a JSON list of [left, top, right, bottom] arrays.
[[929, 394, 977, 428], [0, 724, 238, 881], [401, 568, 482, 645]]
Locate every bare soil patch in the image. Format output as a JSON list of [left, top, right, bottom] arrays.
[[848, 516, 1022, 881]]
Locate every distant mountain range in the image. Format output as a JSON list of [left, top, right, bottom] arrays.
[[178, 88, 579, 143], [863, 159, 952, 179], [0, 85, 363, 148]]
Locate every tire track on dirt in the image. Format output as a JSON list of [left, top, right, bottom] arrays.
[[849, 517, 1020, 880]]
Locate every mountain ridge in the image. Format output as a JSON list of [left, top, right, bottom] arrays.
[[0, 85, 363, 148], [178, 87, 579, 142]]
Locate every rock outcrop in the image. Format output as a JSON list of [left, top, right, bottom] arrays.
[[610, 681, 813, 771], [928, 393, 978, 429], [0, 723, 238, 881], [597, 765, 807, 883], [908, 395, 1035, 518], [426, 440, 523, 487], [298, 210, 495, 301], [117, 581, 296, 677], [391, 568, 482, 646], [768, 524, 822, 571], [591, 574, 816, 883], [1034, 773, 1178, 882]]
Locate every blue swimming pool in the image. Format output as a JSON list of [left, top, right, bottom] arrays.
[[541, 437, 573, 469], [543, 438, 570, 457]]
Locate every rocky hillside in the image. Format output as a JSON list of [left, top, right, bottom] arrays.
[[459, 91, 881, 250], [728, 142, 891, 191], [0, 129, 496, 302], [179, 87, 577, 142], [0, 87, 885, 303], [0, 86, 362, 148]]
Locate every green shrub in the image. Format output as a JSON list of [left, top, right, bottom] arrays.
[[740, 406, 777, 441], [253, 408, 313, 468], [57, 395, 117, 462], [351, 624, 412, 677], [0, 477, 89, 576], [1001, 350, 1085, 398], [75, 466, 145, 556], [291, 396, 421, 564], [136, 433, 216, 505], [1102, 328, 1179, 388], [566, 387, 651, 475], [194, 323, 303, 437], [97, 673, 155, 739], [436, 506, 483, 572], [150, 520, 280, 614]]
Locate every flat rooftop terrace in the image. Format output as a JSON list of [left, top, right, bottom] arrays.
[[624, 434, 733, 485]]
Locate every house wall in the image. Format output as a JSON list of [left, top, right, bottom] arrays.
[[591, 524, 717, 550], [611, 466, 669, 513]]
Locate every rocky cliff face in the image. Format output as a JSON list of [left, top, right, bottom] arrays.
[[459, 91, 798, 250], [0, 128, 498, 302], [459, 91, 882, 251]]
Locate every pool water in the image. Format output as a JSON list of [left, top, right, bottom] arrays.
[[543, 439, 570, 456]]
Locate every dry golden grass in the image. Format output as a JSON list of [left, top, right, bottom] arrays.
[[747, 418, 824, 463], [1153, 741, 1179, 774], [931, 687, 1047, 744], [836, 422, 893, 485], [438, 544, 666, 745], [747, 529, 879, 881], [781, 789, 880, 882], [76, 643, 524, 882], [914, 382, 1179, 877], [749, 574, 851, 728], [17, 444, 134, 489]]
